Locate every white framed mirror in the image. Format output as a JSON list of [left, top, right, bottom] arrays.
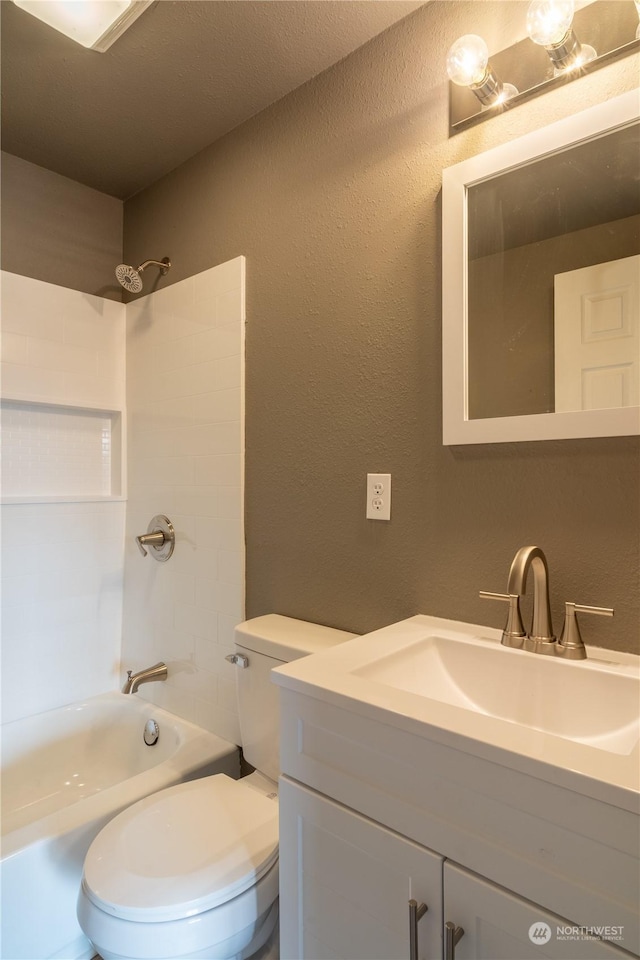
[[442, 89, 640, 445]]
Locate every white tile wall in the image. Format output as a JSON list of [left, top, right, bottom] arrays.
[[0, 501, 126, 722], [1, 401, 115, 498], [121, 257, 245, 744], [0, 264, 244, 734], [0, 273, 126, 723]]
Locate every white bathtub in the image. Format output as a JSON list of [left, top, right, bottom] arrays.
[[0, 692, 239, 960]]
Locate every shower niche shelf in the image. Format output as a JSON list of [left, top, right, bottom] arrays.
[[0, 398, 125, 503]]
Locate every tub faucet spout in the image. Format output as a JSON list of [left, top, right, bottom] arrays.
[[122, 662, 168, 694], [507, 545, 556, 655]]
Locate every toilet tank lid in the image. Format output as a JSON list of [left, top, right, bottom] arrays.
[[235, 614, 357, 661]]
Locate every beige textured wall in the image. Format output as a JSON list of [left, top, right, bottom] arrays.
[[120, 2, 638, 652], [1, 152, 123, 301]]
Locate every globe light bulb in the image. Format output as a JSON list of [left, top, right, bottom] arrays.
[[446, 35, 489, 87], [526, 0, 574, 46], [446, 34, 518, 108]]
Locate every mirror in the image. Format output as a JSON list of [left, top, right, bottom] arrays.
[[442, 89, 640, 444]]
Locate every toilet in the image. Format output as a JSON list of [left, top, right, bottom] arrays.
[[77, 614, 354, 960]]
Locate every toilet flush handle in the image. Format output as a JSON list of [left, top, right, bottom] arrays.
[[225, 653, 249, 668]]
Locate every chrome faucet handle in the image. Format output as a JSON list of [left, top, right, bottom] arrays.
[[556, 602, 614, 660], [479, 591, 526, 648], [136, 531, 166, 557], [135, 515, 175, 562]]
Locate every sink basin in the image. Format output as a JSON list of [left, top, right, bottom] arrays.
[[273, 614, 640, 808], [353, 630, 640, 755]]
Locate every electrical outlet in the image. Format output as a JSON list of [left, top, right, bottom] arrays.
[[366, 473, 391, 520]]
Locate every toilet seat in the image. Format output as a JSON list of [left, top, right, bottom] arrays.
[[82, 774, 279, 923]]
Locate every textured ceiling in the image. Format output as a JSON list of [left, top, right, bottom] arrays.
[[1, 0, 425, 199]]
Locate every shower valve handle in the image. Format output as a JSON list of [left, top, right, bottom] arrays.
[[135, 515, 175, 562], [136, 531, 166, 557]]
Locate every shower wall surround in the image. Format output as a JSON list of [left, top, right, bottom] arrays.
[[121, 257, 245, 743], [0, 272, 126, 723]]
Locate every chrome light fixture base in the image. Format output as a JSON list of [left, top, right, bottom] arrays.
[[449, 1, 640, 134]]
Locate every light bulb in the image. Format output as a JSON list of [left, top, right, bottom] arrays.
[[526, 0, 574, 47], [446, 33, 518, 107], [446, 35, 489, 87], [526, 0, 596, 71]]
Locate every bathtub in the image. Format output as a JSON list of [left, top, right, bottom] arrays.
[[1, 692, 239, 960]]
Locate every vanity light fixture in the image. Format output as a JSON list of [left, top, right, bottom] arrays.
[[446, 34, 518, 107], [11, 0, 154, 51], [448, 0, 640, 134], [526, 0, 596, 71]]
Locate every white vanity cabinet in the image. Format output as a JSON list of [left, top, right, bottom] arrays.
[[275, 684, 639, 960], [443, 863, 632, 960], [279, 777, 442, 960], [280, 777, 634, 960]]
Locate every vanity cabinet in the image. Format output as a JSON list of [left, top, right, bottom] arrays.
[[443, 862, 631, 960], [275, 685, 639, 959], [280, 778, 633, 960], [279, 778, 442, 960]]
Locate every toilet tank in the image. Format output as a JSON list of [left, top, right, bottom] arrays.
[[234, 614, 356, 781]]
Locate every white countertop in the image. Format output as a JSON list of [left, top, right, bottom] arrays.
[[272, 615, 640, 813]]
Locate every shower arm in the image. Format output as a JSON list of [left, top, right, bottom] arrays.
[[138, 257, 171, 275]]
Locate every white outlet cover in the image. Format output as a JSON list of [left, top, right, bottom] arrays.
[[366, 473, 391, 520]]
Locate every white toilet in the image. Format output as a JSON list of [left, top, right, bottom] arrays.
[[77, 615, 354, 960]]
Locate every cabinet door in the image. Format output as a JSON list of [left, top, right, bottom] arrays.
[[279, 776, 443, 960], [443, 862, 633, 960]]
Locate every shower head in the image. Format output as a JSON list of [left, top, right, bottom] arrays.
[[115, 257, 171, 293], [115, 263, 143, 292]]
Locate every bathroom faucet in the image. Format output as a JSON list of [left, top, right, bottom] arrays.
[[122, 662, 168, 694], [480, 545, 555, 654], [507, 545, 556, 655], [481, 546, 614, 660]]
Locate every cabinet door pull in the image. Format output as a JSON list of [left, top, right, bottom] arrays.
[[408, 899, 428, 960], [444, 921, 464, 960]]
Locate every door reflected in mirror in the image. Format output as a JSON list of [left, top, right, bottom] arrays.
[[442, 90, 640, 444], [467, 126, 639, 421], [554, 255, 639, 413]]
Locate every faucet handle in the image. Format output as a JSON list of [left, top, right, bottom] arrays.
[[136, 530, 166, 557], [479, 591, 526, 649], [556, 602, 614, 660], [135, 515, 175, 562]]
